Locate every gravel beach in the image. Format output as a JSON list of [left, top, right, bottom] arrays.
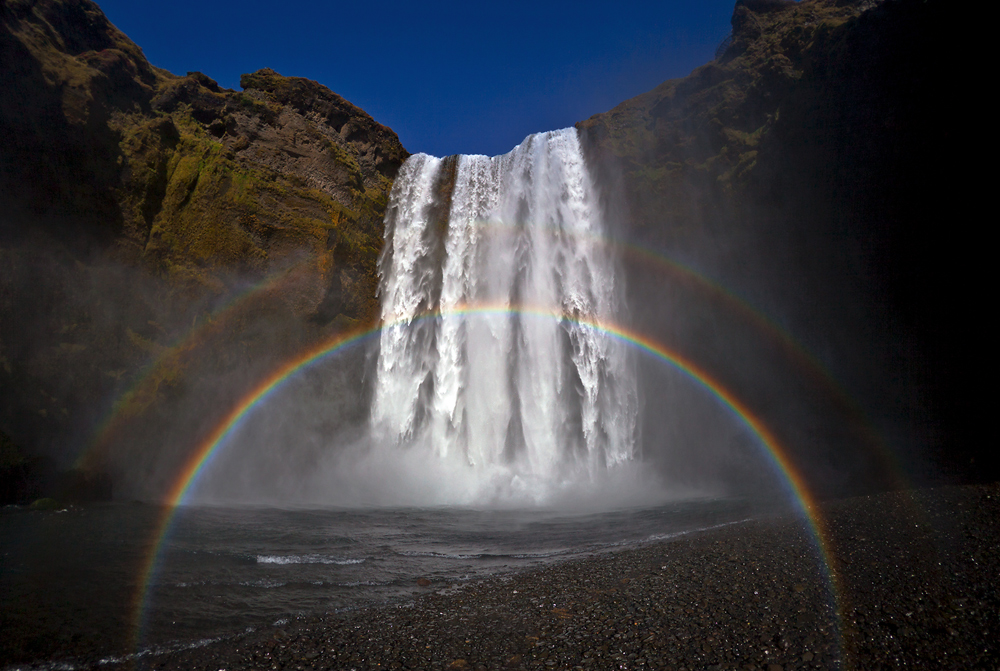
[[88, 484, 1000, 669]]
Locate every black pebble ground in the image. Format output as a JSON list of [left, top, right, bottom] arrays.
[[102, 484, 997, 671]]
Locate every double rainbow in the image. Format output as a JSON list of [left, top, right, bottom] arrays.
[[81, 230, 894, 488]]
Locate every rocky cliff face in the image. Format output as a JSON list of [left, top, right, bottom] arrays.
[[0, 0, 407, 499], [1, 0, 982, 499], [579, 0, 978, 489]]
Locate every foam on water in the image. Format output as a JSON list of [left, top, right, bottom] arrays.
[[255, 555, 365, 565]]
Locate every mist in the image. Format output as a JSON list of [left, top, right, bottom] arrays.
[[190, 421, 699, 510]]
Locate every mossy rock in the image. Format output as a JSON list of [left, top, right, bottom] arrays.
[[1, 0, 407, 477], [29, 497, 60, 511]]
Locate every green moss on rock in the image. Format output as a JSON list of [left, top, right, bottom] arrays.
[[1, 0, 409, 476]]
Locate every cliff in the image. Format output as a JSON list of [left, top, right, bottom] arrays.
[[579, 0, 978, 487], [0, 0, 407, 499]]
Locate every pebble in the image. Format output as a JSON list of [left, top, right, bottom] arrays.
[[87, 483, 999, 670]]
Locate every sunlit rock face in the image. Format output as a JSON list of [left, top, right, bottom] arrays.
[[371, 129, 638, 502]]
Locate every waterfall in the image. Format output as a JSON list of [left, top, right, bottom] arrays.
[[370, 128, 637, 501]]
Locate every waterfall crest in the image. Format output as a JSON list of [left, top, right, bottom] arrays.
[[371, 128, 637, 502]]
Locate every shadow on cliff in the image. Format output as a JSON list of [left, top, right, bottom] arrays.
[[579, 0, 987, 498]]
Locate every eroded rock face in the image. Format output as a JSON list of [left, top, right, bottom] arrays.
[[239, 68, 407, 181], [0, 0, 407, 496]]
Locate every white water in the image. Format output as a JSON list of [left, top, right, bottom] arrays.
[[370, 128, 638, 503]]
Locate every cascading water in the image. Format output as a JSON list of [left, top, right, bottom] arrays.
[[371, 128, 637, 503]]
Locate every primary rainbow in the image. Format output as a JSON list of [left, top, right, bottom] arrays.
[[133, 305, 845, 657]]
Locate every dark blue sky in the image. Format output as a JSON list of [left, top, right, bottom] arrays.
[[96, 0, 737, 157]]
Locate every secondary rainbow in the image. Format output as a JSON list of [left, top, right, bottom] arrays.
[[76, 262, 310, 471], [471, 220, 898, 489], [132, 305, 845, 657]]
